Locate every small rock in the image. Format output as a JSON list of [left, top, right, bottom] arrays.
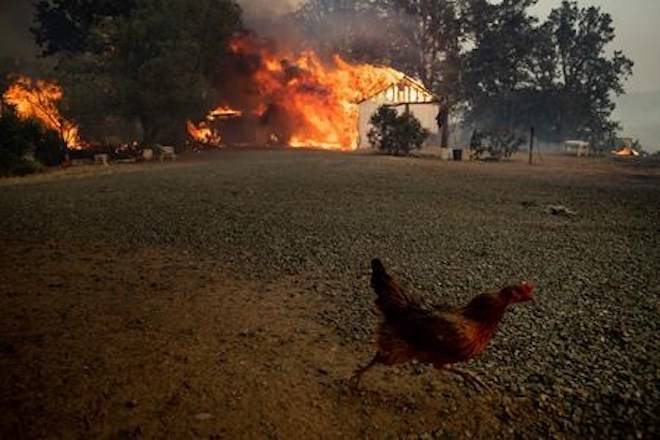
[[0, 340, 16, 354], [125, 399, 138, 409], [194, 413, 213, 421]]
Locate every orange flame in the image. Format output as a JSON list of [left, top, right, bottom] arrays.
[[613, 147, 640, 157], [186, 120, 222, 145], [186, 104, 243, 145], [2, 76, 85, 149], [207, 36, 406, 150], [208, 105, 242, 120]]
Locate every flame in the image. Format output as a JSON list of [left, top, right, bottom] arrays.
[[204, 35, 406, 150], [2, 76, 85, 149], [187, 120, 222, 145], [613, 147, 640, 157], [208, 105, 242, 120], [186, 105, 243, 145]]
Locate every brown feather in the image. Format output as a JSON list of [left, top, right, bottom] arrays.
[[369, 260, 519, 368]]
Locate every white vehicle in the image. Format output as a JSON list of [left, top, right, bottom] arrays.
[[563, 140, 590, 157]]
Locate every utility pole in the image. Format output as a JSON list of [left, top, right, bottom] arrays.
[[529, 126, 535, 165]]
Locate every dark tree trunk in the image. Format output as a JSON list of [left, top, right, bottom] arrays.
[[441, 110, 450, 149], [140, 115, 161, 146]]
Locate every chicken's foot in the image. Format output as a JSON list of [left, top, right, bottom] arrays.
[[444, 366, 491, 392], [349, 353, 381, 389]]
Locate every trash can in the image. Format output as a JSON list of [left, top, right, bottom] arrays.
[[452, 148, 463, 161]]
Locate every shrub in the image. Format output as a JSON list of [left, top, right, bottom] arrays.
[[0, 105, 65, 176], [471, 127, 525, 161], [368, 106, 429, 156], [34, 129, 67, 166]]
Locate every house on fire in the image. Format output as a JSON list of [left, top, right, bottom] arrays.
[[357, 76, 441, 149]]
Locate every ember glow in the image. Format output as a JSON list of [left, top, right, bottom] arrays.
[[186, 120, 222, 145], [613, 147, 640, 157], [208, 105, 243, 119], [189, 35, 406, 150], [186, 105, 243, 145], [3, 76, 85, 149]]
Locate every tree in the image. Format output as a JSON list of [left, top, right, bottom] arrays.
[[368, 105, 429, 155], [462, 0, 632, 147], [472, 127, 526, 161], [462, 0, 539, 132], [542, 0, 633, 147], [295, 0, 384, 60], [42, 0, 243, 145], [32, 0, 137, 55], [0, 105, 65, 175]]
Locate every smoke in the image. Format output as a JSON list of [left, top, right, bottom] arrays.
[[235, 0, 408, 65], [235, 0, 306, 49], [237, 0, 302, 29]]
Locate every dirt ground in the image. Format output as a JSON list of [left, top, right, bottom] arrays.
[[0, 150, 658, 439], [0, 240, 541, 439]]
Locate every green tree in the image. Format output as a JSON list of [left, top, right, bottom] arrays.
[[0, 105, 66, 175], [295, 0, 383, 60], [462, 0, 633, 147], [32, 0, 137, 55], [43, 0, 243, 145], [542, 0, 633, 147], [368, 105, 429, 155], [462, 0, 539, 131], [472, 127, 526, 161]]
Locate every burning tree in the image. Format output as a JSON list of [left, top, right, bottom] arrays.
[[3, 76, 85, 149], [31, 0, 243, 146]]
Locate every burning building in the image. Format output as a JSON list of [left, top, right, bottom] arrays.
[[188, 34, 442, 151]]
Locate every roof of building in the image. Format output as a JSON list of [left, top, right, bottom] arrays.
[[360, 75, 439, 105]]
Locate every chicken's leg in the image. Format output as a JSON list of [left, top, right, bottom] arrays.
[[443, 366, 491, 392], [350, 353, 382, 388]]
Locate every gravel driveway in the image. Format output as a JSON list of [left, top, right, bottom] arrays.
[[1, 150, 658, 438]]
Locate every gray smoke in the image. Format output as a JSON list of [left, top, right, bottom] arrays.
[[235, 0, 408, 63], [237, 0, 302, 24]]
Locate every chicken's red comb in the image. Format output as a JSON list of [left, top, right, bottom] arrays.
[[521, 281, 535, 290]]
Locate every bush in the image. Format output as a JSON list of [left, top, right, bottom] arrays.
[[368, 106, 429, 156], [34, 130, 67, 166], [471, 127, 525, 161], [0, 105, 65, 176]]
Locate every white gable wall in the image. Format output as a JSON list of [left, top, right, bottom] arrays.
[[357, 79, 440, 149], [358, 101, 440, 149]]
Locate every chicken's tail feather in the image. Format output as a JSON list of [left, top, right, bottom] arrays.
[[370, 258, 419, 317], [371, 258, 387, 276]]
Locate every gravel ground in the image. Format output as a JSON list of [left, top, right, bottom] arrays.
[[1, 149, 658, 438]]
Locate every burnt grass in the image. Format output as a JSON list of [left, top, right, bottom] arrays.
[[1, 149, 659, 438]]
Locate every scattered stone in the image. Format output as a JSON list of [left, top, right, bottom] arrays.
[[0, 340, 16, 354], [545, 204, 578, 217], [125, 399, 138, 409], [194, 413, 213, 421]]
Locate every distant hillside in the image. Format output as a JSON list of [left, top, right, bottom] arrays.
[[614, 91, 660, 152]]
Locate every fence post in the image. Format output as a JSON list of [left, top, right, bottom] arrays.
[[529, 126, 535, 165]]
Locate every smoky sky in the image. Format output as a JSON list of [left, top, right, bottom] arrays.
[[238, 0, 300, 20], [0, 0, 37, 59]]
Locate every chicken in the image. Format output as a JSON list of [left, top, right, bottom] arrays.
[[352, 258, 535, 389]]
